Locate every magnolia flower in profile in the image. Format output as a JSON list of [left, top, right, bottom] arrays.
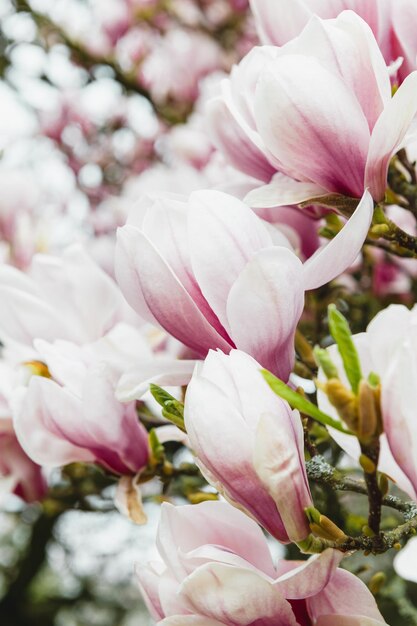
[[116, 189, 373, 381], [184, 349, 312, 543], [137, 500, 387, 626], [317, 304, 417, 503], [209, 11, 417, 208], [13, 364, 150, 476]]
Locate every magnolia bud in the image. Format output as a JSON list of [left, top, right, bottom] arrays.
[[357, 380, 379, 441], [324, 378, 357, 430]]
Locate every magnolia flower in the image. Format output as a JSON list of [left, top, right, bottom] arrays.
[[209, 11, 417, 207], [138, 500, 387, 626], [317, 304, 417, 502], [116, 189, 373, 381], [0, 245, 127, 349], [184, 349, 312, 543], [13, 365, 150, 476]]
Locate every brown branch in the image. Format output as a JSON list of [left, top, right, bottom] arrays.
[[360, 439, 383, 536]]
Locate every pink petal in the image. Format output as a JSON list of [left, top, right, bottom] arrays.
[[307, 568, 386, 623], [158, 618, 225, 626], [116, 358, 197, 402], [302, 189, 374, 290], [365, 71, 417, 200], [285, 12, 390, 130], [136, 563, 166, 621], [381, 339, 417, 497], [207, 97, 276, 182], [116, 226, 231, 356], [227, 247, 304, 380], [157, 499, 276, 578], [31, 246, 121, 342], [367, 304, 412, 373], [179, 563, 298, 626], [115, 226, 159, 324], [141, 196, 226, 335], [189, 190, 272, 332], [245, 173, 327, 209], [254, 410, 312, 543], [184, 372, 289, 541], [79, 370, 149, 474], [255, 55, 370, 197], [13, 377, 94, 467], [275, 550, 343, 599], [250, 0, 312, 45], [0, 286, 71, 346]]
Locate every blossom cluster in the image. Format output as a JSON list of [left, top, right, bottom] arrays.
[[4, 0, 417, 623]]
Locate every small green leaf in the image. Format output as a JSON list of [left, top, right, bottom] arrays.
[[328, 304, 362, 394], [314, 347, 339, 380], [149, 429, 165, 464], [368, 371, 380, 388], [149, 384, 186, 432], [261, 369, 352, 435]]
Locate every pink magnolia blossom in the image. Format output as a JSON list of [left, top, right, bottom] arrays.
[[116, 188, 373, 381], [317, 304, 417, 502], [0, 245, 129, 349], [13, 366, 150, 476], [209, 11, 417, 207], [184, 349, 312, 543], [137, 500, 386, 626]]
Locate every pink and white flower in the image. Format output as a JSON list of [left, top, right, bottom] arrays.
[[184, 349, 312, 543], [137, 500, 386, 626], [209, 11, 417, 206], [116, 188, 373, 380]]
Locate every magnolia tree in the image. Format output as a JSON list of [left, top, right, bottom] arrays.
[[3, 0, 417, 624]]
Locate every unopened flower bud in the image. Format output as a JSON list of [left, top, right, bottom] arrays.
[[368, 572, 386, 595], [378, 473, 389, 497], [358, 380, 380, 441], [318, 515, 348, 543], [324, 378, 357, 430], [360, 454, 377, 474]]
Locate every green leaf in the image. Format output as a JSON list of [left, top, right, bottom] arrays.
[[149, 384, 186, 432], [149, 429, 165, 464], [313, 347, 339, 380], [261, 369, 352, 435], [368, 371, 380, 388], [328, 304, 362, 394]]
